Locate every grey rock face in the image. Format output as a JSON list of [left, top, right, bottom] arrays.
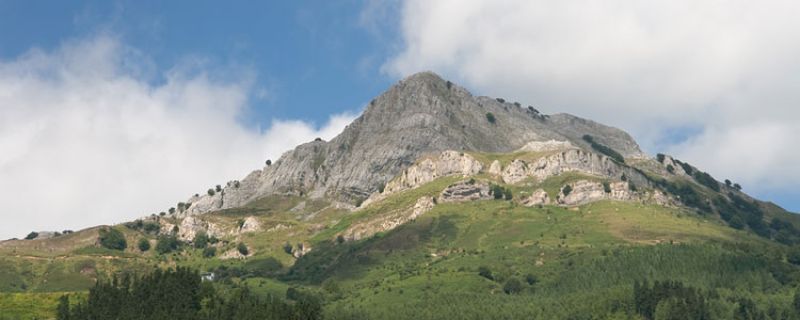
[[182, 71, 646, 215], [440, 181, 492, 203]]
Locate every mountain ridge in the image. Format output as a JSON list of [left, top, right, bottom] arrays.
[[178, 71, 649, 217]]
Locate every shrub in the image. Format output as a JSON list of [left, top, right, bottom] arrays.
[[478, 266, 493, 280], [495, 98, 505, 103], [138, 238, 151, 252], [602, 182, 611, 193], [525, 274, 538, 285], [156, 235, 180, 254], [168, 207, 176, 214], [207, 189, 215, 196], [666, 165, 675, 174], [734, 183, 742, 190], [490, 184, 501, 199], [656, 153, 666, 163], [725, 179, 732, 187], [283, 242, 294, 254], [98, 228, 127, 251], [265, 159, 272, 166], [237, 242, 249, 256], [446, 80, 452, 89], [503, 188, 513, 200], [24, 232, 39, 240], [159, 212, 166, 217], [194, 232, 209, 249], [503, 278, 523, 294], [788, 247, 800, 265], [336, 235, 345, 244], [562, 185, 573, 196], [485, 112, 496, 124], [203, 247, 216, 258], [215, 185, 222, 192]]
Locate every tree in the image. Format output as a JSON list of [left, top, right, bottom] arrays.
[[734, 183, 742, 190], [138, 238, 151, 252], [503, 278, 523, 294], [56, 295, 70, 320], [562, 185, 573, 196], [485, 112, 496, 124], [657, 153, 666, 163], [265, 159, 272, 166], [336, 235, 345, 244], [503, 188, 513, 200], [725, 179, 732, 187], [237, 242, 249, 256], [202, 247, 216, 258], [603, 181, 612, 193], [666, 165, 675, 174], [98, 228, 127, 251], [168, 207, 176, 214], [207, 189, 215, 196], [24, 232, 38, 240], [215, 185, 222, 192], [283, 242, 294, 254], [194, 232, 209, 249], [156, 235, 180, 254], [490, 184, 503, 199]]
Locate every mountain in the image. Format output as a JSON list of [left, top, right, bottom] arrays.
[[3, 72, 800, 320], [183, 71, 646, 214]]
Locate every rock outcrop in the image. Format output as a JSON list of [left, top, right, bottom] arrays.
[[440, 180, 491, 203], [522, 189, 551, 206], [557, 180, 635, 206], [499, 149, 650, 187], [344, 196, 435, 241]]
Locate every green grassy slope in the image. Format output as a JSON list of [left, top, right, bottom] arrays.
[[1, 171, 799, 319]]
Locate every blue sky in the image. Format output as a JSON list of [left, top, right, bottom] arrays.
[[0, 1, 395, 125], [1, 1, 799, 238]]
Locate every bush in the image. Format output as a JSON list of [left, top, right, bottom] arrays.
[[215, 185, 222, 192], [485, 112, 496, 124], [562, 185, 573, 196], [503, 188, 513, 200], [602, 182, 611, 193], [491, 184, 504, 200], [207, 189, 215, 196], [156, 235, 180, 254], [138, 238, 151, 252], [525, 274, 538, 285], [283, 242, 294, 254], [495, 98, 505, 103], [734, 183, 742, 190], [478, 266, 493, 280], [202, 247, 216, 258], [265, 159, 272, 166], [237, 242, 249, 256], [194, 232, 209, 249], [666, 165, 675, 174], [503, 278, 523, 294], [98, 228, 127, 251], [725, 179, 732, 187], [656, 153, 666, 163], [24, 232, 38, 240]]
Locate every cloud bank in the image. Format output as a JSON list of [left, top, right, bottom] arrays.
[[0, 36, 356, 239], [382, 0, 800, 207]]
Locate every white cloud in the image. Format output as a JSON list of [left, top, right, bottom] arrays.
[[0, 35, 357, 239], [382, 0, 800, 207]]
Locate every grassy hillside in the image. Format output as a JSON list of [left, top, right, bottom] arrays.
[[1, 173, 800, 319]]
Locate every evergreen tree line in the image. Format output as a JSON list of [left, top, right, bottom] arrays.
[[56, 268, 322, 320]]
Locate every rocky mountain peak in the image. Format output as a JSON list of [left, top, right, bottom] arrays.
[[181, 71, 647, 215]]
